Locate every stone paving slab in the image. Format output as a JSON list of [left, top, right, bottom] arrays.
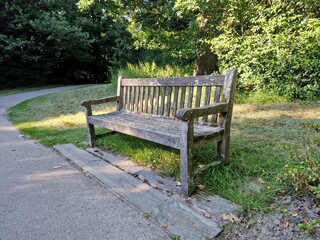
[[54, 143, 223, 240], [86, 147, 239, 226]]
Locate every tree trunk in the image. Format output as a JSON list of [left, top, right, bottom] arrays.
[[193, 46, 219, 76]]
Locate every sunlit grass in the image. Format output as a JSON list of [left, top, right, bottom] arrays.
[[8, 83, 320, 213]]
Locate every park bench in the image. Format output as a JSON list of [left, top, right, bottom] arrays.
[[81, 69, 238, 195]]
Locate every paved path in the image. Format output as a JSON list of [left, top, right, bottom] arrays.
[[0, 87, 169, 240]]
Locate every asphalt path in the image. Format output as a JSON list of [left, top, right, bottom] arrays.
[[0, 86, 169, 240]]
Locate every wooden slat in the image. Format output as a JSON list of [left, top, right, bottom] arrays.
[[166, 86, 172, 117], [121, 75, 225, 87], [187, 87, 194, 108], [130, 86, 135, 111], [195, 86, 202, 122], [124, 86, 129, 110], [155, 87, 160, 115], [160, 86, 166, 116], [203, 86, 211, 122], [172, 86, 179, 117], [144, 86, 149, 113], [195, 86, 202, 107], [88, 111, 223, 149], [134, 86, 139, 112], [212, 86, 221, 123], [122, 86, 127, 110], [139, 86, 144, 112], [180, 86, 186, 109], [149, 86, 154, 114]]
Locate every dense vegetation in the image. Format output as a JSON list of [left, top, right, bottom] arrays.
[[1, 0, 319, 100]]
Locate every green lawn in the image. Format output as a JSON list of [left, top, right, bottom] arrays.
[[8, 84, 320, 212]]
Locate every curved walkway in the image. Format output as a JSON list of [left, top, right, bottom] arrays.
[[0, 86, 169, 240]]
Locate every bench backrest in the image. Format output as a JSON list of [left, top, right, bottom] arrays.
[[117, 69, 237, 125]]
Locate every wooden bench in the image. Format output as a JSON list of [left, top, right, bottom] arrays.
[[81, 69, 238, 195]]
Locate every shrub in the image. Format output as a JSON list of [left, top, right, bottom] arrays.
[[280, 139, 320, 199], [117, 61, 193, 78], [211, 3, 320, 100]]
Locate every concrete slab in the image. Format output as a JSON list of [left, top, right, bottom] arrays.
[[54, 144, 224, 240], [87, 147, 239, 225]]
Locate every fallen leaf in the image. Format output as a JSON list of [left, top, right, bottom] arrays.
[[204, 212, 211, 218], [175, 181, 181, 186], [257, 178, 266, 184], [52, 166, 62, 169], [291, 211, 299, 217], [284, 221, 289, 228], [222, 213, 241, 223], [160, 224, 168, 229], [197, 184, 206, 191]]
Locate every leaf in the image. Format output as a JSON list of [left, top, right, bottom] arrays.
[[284, 221, 289, 228], [160, 224, 168, 229], [291, 211, 299, 217], [222, 213, 241, 223], [197, 184, 206, 190]]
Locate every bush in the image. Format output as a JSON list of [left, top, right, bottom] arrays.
[[117, 61, 193, 78], [280, 139, 320, 199], [211, 3, 320, 100]]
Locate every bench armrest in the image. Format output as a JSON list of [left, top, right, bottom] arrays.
[[81, 96, 121, 107], [176, 103, 228, 121]]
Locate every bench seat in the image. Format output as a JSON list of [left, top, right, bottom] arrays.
[[88, 110, 224, 149]]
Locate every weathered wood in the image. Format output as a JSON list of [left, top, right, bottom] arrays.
[[155, 87, 160, 115], [122, 75, 225, 87], [176, 103, 228, 121], [172, 86, 179, 117], [195, 86, 202, 122], [180, 86, 186, 109], [81, 96, 120, 107], [187, 87, 194, 108], [81, 69, 238, 196], [203, 86, 211, 122], [160, 86, 166, 116], [83, 105, 95, 146], [218, 69, 238, 161], [166, 86, 172, 117], [134, 86, 139, 112], [212, 86, 221, 124], [144, 86, 149, 113], [117, 76, 123, 111], [129, 86, 134, 111], [180, 119, 195, 195], [149, 86, 154, 114]]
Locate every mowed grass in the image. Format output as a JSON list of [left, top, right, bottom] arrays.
[[9, 84, 320, 212]]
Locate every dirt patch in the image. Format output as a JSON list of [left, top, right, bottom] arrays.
[[218, 194, 320, 240]]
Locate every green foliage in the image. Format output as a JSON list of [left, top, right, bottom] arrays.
[[0, 0, 133, 88], [118, 62, 193, 78], [210, 0, 320, 100], [280, 139, 320, 199], [298, 219, 320, 237]]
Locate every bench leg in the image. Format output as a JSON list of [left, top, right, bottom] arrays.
[[217, 134, 229, 162], [87, 124, 95, 147], [180, 120, 195, 196]]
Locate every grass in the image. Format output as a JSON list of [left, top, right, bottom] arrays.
[[8, 83, 320, 213]]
